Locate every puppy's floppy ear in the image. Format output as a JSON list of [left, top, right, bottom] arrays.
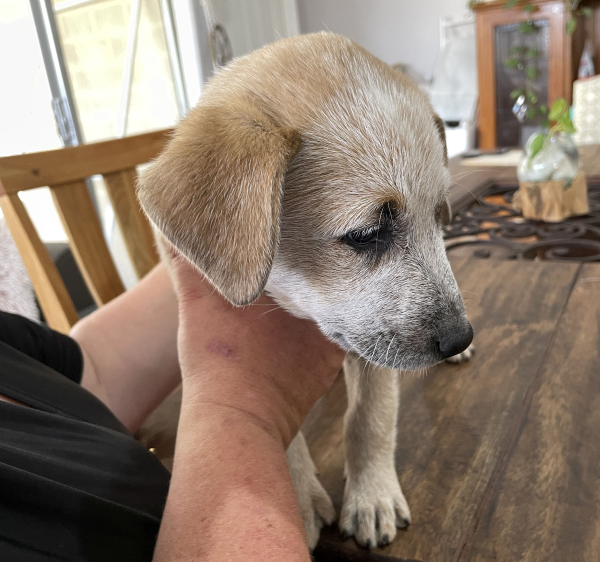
[[433, 114, 448, 166], [137, 100, 301, 305]]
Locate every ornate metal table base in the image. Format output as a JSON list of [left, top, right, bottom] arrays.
[[445, 178, 600, 262]]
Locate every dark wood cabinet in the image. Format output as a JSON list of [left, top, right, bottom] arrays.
[[474, 0, 598, 148]]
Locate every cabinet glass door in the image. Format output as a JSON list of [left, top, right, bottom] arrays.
[[494, 19, 550, 147]]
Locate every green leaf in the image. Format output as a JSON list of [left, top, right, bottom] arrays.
[[524, 48, 539, 58], [526, 108, 538, 119], [522, 2, 536, 12], [549, 98, 568, 121], [504, 57, 520, 69], [557, 114, 571, 126], [510, 88, 525, 99], [540, 104, 548, 114], [510, 45, 525, 55], [504, 0, 519, 9], [580, 6, 592, 18], [557, 115, 576, 134], [529, 133, 545, 161], [525, 67, 539, 80], [519, 21, 536, 34], [566, 17, 577, 34], [525, 90, 538, 103]]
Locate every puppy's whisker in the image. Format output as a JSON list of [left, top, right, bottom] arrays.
[[369, 335, 382, 364], [451, 169, 487, 181], [461, 290, 481, 298], [452, 168, 495, 182], [392, 343, 401, 369], [384, 334, 396, 365], [362, 335, 382, 381], [451, 181, 485, 204], [358, 342, 377, 378], [259, 305, 283, 317], [360, 339, 379, 379]]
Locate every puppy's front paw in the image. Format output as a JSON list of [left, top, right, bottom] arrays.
[[294, 468, 336, 550], [445, 342, 476, 364], [339, 467, 410, 549]]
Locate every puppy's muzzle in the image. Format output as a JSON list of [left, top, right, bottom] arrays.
[[436, 320, 473, 359]]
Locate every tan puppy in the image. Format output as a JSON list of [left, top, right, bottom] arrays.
[[138, 32, 472, 551]]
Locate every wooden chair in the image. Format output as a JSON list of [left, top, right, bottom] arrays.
[[0, 129, 172, 334]]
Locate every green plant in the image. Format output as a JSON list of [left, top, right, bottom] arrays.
[[504, 28, 545, 122], [527, 97, 576, 162], [469, 1, 593, 123], [469, 0, 593, 34], [563, 0, 592, 34]]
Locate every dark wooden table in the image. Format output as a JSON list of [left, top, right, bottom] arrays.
[[310, 144, 600, 561], [308, 257, 600, 562]]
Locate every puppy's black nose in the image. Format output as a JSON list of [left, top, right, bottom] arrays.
[[437, 321, 473, 359]]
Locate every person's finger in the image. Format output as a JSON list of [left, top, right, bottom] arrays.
[[169, 252, 215, 305]]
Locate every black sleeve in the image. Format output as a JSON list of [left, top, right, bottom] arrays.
[[0, 311, 83, 383]]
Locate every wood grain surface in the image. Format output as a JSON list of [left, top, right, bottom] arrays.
[[0, 129, 171, 194], [0, 193, 78, 333], [0, 130, 171, 329], [103, 168, 159, 279], [466, 263, 600, 562], [50, 180, 125, 306], [310, 258, 598, 562]]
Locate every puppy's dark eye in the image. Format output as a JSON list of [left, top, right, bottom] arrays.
[[344, 226, 380, 247], [342, 202, 397, 254]]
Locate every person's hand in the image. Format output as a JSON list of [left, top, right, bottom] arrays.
[[155, 253, 345, 561], [169, 252, 345, 447]]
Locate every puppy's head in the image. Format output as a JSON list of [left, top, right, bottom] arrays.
[[138, 33, 472, 370]]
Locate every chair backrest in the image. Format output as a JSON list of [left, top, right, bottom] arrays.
[[0, 129, 172, 333]]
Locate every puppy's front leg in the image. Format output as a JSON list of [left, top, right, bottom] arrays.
[[340, 353, 410, 548], [287, 431, 336, 550]]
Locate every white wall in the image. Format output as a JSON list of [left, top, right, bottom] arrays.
[[210, 0, 299, 59], [297, 0, 471, 82]]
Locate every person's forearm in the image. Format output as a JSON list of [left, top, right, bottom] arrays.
[[71, 264, 181, 432], [154, 380, 311, 562]]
